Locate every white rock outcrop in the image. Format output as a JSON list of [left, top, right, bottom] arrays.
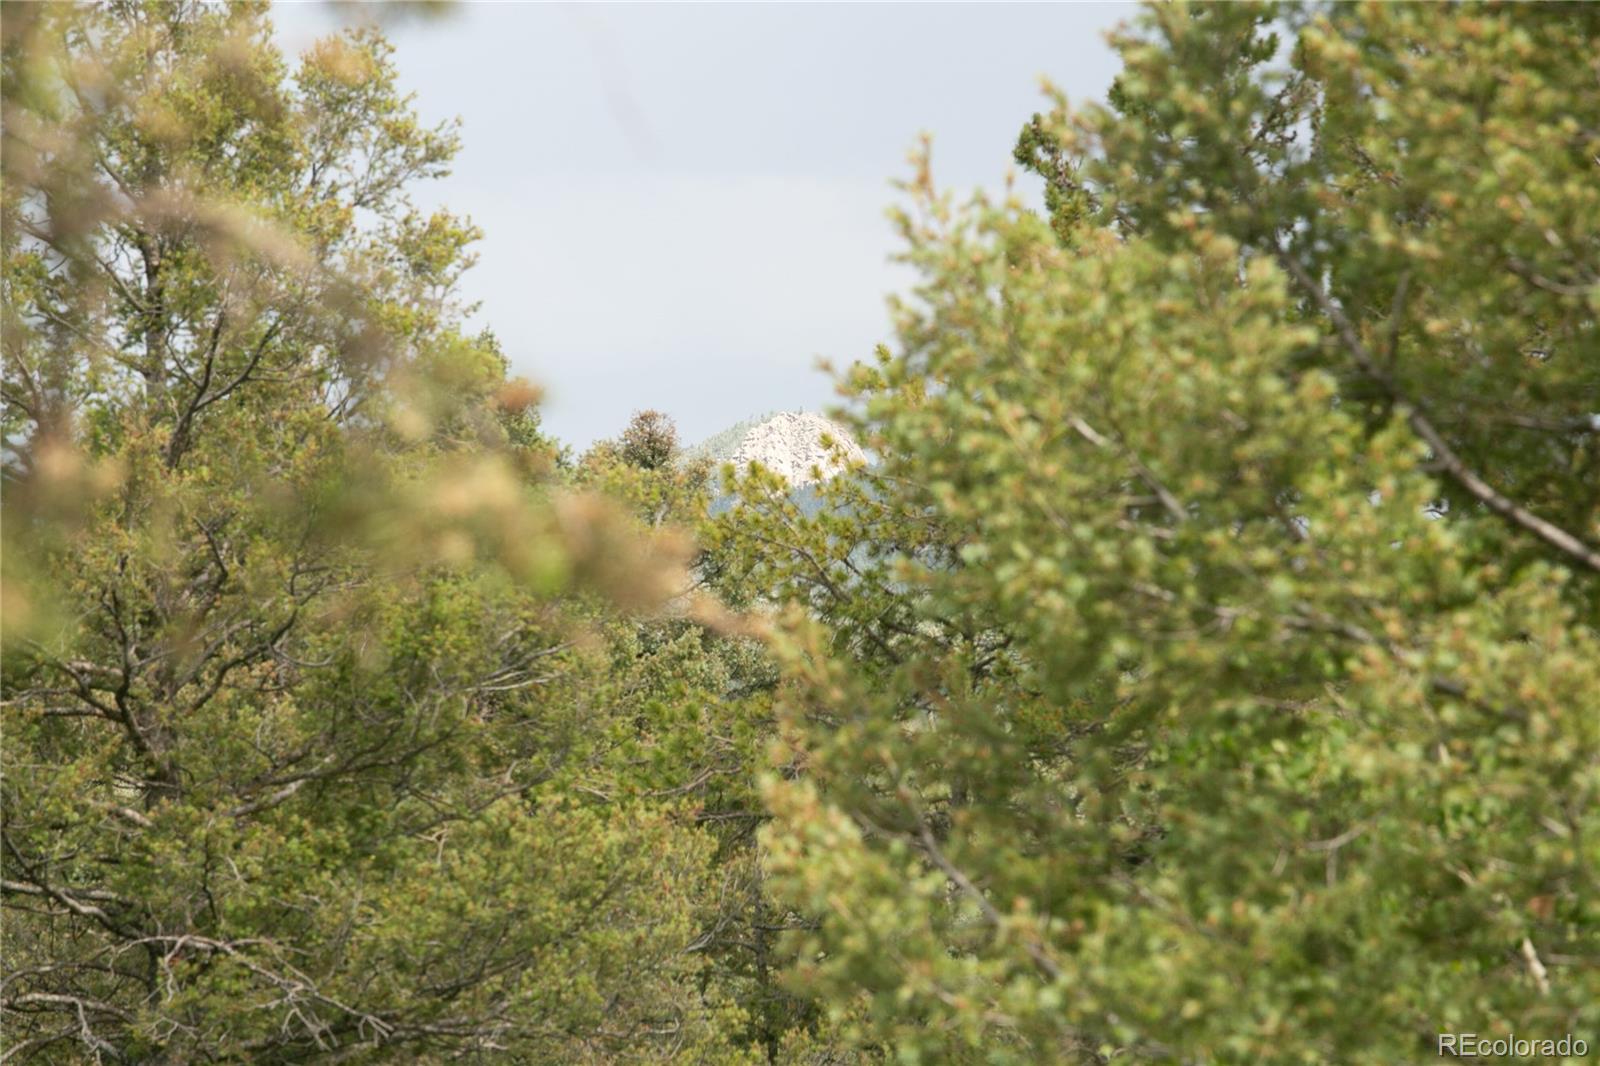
[[726, 412, 865, 486]]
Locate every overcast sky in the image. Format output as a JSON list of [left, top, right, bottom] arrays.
[[273, 3, 1131, 447]]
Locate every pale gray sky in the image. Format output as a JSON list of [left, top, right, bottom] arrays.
[[273, 3, 1130, 447]]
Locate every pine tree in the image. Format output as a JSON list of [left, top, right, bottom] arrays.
[[712, 4, 1600, 1061], [2, 5, 748, 1060]]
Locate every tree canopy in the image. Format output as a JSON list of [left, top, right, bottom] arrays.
[[4, 2, 1597, 1064], [715, 3, 1598, 1061], [2, 4, 745, 1060]]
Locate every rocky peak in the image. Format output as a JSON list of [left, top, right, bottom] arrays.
[[702, 411, 865, 486]]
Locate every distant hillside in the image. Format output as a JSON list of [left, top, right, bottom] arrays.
[[680, 411, 780, 468], [688, 411, 864, 516], [685, 411, 864, 487]]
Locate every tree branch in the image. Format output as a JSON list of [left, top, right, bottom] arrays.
[[1278, 254, 1600, 573]]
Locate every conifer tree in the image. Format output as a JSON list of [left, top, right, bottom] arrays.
[[2, 5, 748, 1060], [711, 4, 1600, 1061]]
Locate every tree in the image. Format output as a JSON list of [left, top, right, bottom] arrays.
[[1028, 2, 1600, 592], [1, 5, 748, 1060], [711, 4, 1599, 1061], [580, 410, 710, 529], [572, 415, 843, 1063], [620, 409, 681, 472]]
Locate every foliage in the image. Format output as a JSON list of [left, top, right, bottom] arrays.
[[1, 5, 744, 1061], [7, 2, 1598, 1064], [709, 4, 1600, 1062], [619, 409, 681, 473], [572, 414, 841, 1062]]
